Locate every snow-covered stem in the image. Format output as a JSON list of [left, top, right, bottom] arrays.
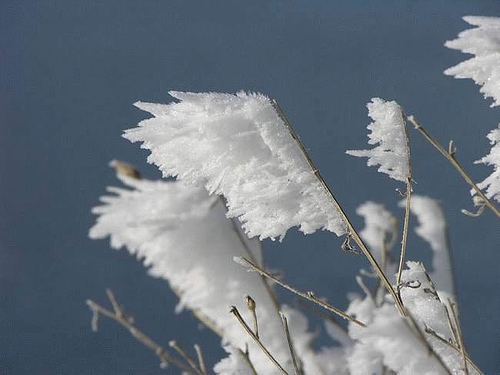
[[273, 100, 407, 316], [396, 176, 413, 287], [424, 328, 482, 374], [236, 256, 366, 327], [230, 306, 289, 375], [86, 290, 193, 373], [408, 115, 500, 218], [403, 312, 453, 375], [279, 312, 303, 375]]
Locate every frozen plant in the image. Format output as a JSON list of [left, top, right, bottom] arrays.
[[87, 15, 500, 375]]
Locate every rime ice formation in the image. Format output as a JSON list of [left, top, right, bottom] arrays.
[[347, 98, 410, 183], [124, 91, 347, 240]]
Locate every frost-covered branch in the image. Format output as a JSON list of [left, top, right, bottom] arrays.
[[124, 91, 347, 240], [347, 98, 413, 293], [445, 16, 500, 208]]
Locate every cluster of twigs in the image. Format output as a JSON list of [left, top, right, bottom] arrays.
[[87, 289, 208, 374]]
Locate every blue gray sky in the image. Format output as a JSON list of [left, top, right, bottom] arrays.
[[1, 1, 499, 374]]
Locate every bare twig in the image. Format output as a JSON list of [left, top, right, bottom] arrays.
[[194, 344, 207, 375], [280, 312, 304, 375], [396, 176, 413, 286], [408, 115, 500, 219], [224, 197, 281, 313], [169, 341, 204, 375], [272, 99, 406, 316], [236, 256, 366, 327], [447, 300, 469, 375], [86, 290, 193, 373], [424, 328, 482, 374], [246, 296, 259, 339], [237, 347, 259, 375], [230, 306, 289, 375]]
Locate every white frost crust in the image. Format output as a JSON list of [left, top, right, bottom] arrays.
[[347, 98, 410, 182], [445, 16, 500, 107], [89, 176, 296, 374], [475, 124, 500, 202], [400, 196, 455, 297], [124, 91, 346, 240], [346, 262, 477, 375]]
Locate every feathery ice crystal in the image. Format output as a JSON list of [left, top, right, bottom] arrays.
[[124, 91, 346, 240], [347, 98, 410, 183]]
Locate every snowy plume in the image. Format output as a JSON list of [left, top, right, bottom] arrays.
[[400, 196, 455, 297], [475, 124, 500, 203], [89, 175, 301, 373], [445, 16, 500, 107], [347, 98, 410, 182], [124, 91, 347, 240]]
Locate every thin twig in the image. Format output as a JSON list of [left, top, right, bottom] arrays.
[[356, 275, 375, 304], [230, 306, 289, 375], [246, 296, 259, 339], [447, 300, 469, 375], [237, 347, 259, 375], [293, 299, 348, 335], [408, 115, 500, 219], [236, 256, 366, 327], [86, 292, 193, 373], [225, 197, 281, 313], [280, 312, 303, 375], [424, 328, 483, 374], [169, 341, 204, 375], [272, 99, 407, 316], [194, 344, 207, 375], [396, 176, 413, 286]]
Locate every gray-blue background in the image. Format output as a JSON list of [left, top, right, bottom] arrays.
[[2, 1, 499, 374]]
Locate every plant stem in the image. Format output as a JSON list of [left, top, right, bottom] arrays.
[[280, 312, 304, 375], [408, 115, 500, 219], [87, 290, 194, 373], [230, 306, 289, 375], [396, 176, 413, 286], [237, 257, 366, 327], [272, 99, 407, 316]]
